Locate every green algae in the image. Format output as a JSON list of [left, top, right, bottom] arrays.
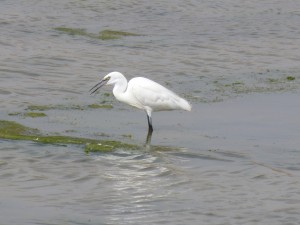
[[26, 104, 84, 111], [98, 29, 140, 40], [26, 104, 111, 111], [8, 111, 47, 118], [0, 120, 40, 141], [0, 120, 137, 153], [210, 72, 300, 103], [24, 112, 47, 118], [54, 27, 140, 40], [53, 27, 95, 38], [8, 112, 22, 116], [88, 104, 113, 109], [26, 105, 54, 111], [286, 76, 295, 81], [84, 141, 136, 153], [267, 75, 296, 83]]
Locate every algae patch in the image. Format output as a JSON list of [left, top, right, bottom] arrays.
[[54, 27, 141, 40], [84, 141, 135, 153], [53, 27, 95, 38], [0, 120, 137, 153], [24, 112, 47, 118], [8, 111, 47, 118], [0, 120, 40, 140], [286, 76, 295, 81], [26, 104, 81, 111], [26, 104, 112, 111], [8, 112, 22, 116], [98, 30, 140, 40], [26, 105, 54, 111], [88, 104, 113, 109]]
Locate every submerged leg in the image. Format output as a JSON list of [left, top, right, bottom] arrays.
[[146, 126, 153, 145]]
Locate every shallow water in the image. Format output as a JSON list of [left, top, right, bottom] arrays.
[[1, 0, 300, 108], [1, 1, 300, 224], [1, 94, 300, 225]]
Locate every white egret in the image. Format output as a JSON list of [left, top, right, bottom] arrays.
[[90, 71, 191, 132]]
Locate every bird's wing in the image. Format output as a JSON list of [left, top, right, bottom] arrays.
[[129, 77, 185, 111]]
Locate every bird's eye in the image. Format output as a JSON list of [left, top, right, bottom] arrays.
[[105, 76, 110, 81]]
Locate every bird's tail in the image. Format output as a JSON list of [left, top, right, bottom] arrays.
[[179, 98, 192, 111]]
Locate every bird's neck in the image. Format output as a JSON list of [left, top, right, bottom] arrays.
[[112, 76, 128, 101]]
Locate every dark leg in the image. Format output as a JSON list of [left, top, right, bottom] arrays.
[[146, 114, 153, 145], [145, 112, 153, 145], [146, 127, 153, 145], [147, 114, 153, 132]]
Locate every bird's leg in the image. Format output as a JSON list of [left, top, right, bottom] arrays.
[[147, 114, 153, 132], [145, 113, 153, 145], [146, 127, 153, 145]]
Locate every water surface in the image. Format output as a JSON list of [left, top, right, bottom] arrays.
[[1, 1, 300, 224]]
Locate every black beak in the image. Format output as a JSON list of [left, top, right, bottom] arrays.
[[89, 79, 109, 94]]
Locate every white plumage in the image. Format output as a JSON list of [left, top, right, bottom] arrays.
[[90, 71, 191, 131]]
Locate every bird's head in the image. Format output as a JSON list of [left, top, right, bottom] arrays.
[[89, 72, 124, 94]]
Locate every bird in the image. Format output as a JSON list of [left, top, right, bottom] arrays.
[[90, 71, 191, 133]]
